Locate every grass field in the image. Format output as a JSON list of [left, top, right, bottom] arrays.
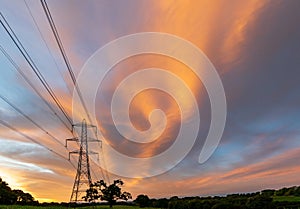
[[0, 206, 154, 209], [273, 196, 300, 202]]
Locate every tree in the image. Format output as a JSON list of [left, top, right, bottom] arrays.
[[152, 198, 168, 208], [84, 179, 132, 208], [261, 189, 275, 197], [0, 177, 36, 205], [246, 195, 274, 209], [275, 187, 288, 196], [83, 185, 99, 203], [0, 177, 17, 204], [294, 186, 300, 196], [135, 194, 150, 207], [13, 189, 34, 205]]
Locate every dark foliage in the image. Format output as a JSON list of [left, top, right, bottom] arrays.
[[83, 179, 132, 208], [135, 194, 150, 207], [135, 186, 300, 209], [0, 177, 36, 205]]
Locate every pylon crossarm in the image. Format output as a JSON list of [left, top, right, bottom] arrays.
[[86, 124, 97, 128], [65, 137, 79, 147], [87, 137, 101, 142], [88, 152, 100, 161], [88, 151, 98, 155], [72, 123, 96, 128], [69, 150, 80, 160]]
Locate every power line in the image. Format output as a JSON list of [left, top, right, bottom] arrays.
[[0, 45, 83, 172], [99, 148, 111, 183], [0, 45, 71, 132], [1, 3, 109, 185], [0, 93, 65, 147], [23, 0, 73, 97], [40, 0, 110, 183], [0, 9, 104, 186], [0, 12, 73, 128], [0, 74, 80, 171], [0, 118, 76, 169], [0, 47, 82, 171], [91, 158, 110, 184], [40, 0, 92, 124]]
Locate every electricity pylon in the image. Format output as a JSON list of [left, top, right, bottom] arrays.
[[66, 119, 100, 202]]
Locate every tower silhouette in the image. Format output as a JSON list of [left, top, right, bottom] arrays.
[[66, 119, 100, 202]]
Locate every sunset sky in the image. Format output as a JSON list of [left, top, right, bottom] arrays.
[[0, 0, 300, 203]]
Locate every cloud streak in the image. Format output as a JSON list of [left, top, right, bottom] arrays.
[[0, 0, 299, 202]]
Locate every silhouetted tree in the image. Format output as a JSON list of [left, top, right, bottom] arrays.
[[84, 179, 131, 208], [83, 185, 99, 203], [0, 177, 36, 205], [135, 194, 150, 207], [153, 198, 168, 208], [0, 177, 16, 204], [13, 189, 34, 204]]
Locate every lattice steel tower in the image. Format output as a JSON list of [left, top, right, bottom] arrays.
[[66, 119, 100, 202]]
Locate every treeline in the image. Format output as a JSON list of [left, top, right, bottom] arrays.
[[2, 174, 300, 209], [0, 177, 37, 205], [135, 186, 300, 209]]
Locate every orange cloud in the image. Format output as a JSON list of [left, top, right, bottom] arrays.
[[123, 147, 300, 199], [1, 0, 294, 203]]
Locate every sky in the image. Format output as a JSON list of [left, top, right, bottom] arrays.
[[0, 0, 300, 203]]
